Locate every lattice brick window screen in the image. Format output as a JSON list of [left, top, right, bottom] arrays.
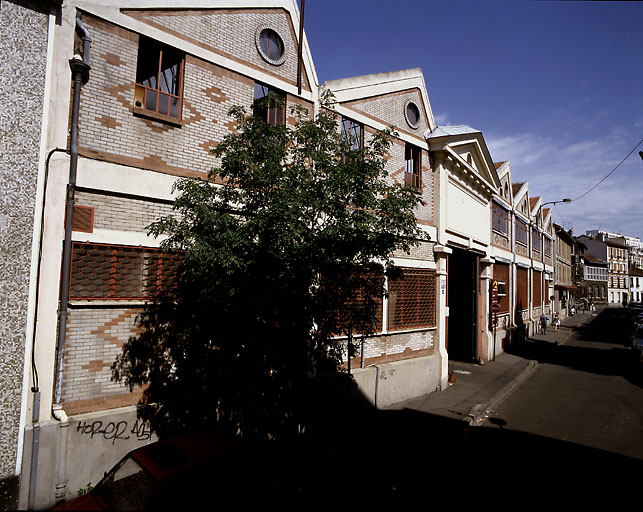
[[69, 242, 182, 300], [388, 268, 436, 331], [323, 271, 384, 335]]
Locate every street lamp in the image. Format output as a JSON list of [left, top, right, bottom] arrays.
[[542, 198, 573, 207]]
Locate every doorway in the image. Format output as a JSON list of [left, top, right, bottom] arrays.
[[447, 248, 479, 362]]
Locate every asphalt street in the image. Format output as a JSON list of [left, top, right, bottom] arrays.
[[369, 306, 643, 506], [485, 308, 643, 462]]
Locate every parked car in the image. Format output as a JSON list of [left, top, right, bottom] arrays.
[[52, 430, 275, 510]]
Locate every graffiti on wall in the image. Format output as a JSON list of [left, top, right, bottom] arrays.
[[75, 419, 153, 445]]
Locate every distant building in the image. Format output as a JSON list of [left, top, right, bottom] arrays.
[[579, 234, 629, 304], [630, 267, 643, 303], [582, 254, 608, 303], [586, 229, 643, 271], [554, 224, 576, 316]]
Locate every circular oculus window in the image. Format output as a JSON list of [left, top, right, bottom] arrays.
[[405, 101, 421, 129], [256, 26, 286, 66]]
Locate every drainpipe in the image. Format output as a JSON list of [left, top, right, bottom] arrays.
[[52, 15, 90, 502], [28, 390, 40, 509]]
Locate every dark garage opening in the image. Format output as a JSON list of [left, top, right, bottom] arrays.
[[447, 247, 478, 362]]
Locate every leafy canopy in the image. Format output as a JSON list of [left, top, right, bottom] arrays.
[[112, 91, 426, 441]]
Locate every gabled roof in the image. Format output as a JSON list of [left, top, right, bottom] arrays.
[[426, 124, 479, 138], [83, 1, 320, 102], [426, 125, 501, 191], [323, 68, 436, 132], [512, 181, 529, 209], [512, 182, 525, 195]]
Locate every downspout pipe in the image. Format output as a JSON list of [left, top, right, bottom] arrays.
[[75, 17, 91, 67], [52, 15, 90, 503]]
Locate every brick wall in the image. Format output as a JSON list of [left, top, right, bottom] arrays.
[[366, 129, 436, 226], [355, 330, 435, 367], [62, 307, 142, 414], [74, 191, 175, 233], [392, 240, 435, 261], [78, 14, 260, 178], [123, 8, 309, 91], [345, 89, 429, 137]]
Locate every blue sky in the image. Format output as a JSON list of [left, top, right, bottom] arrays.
[[303, 0, 643, 239]]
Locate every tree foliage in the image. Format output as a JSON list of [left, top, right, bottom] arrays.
[[112, 91, 426, 441]]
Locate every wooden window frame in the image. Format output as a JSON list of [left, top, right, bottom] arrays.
[[254, 82, 286, 126], [134, 37, 185, 121], [404, 143, 422, 190]]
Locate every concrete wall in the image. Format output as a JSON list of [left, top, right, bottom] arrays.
[[352, 355, 441, 408], [0, 0, 51, 500], [19, 406, 157, 510]]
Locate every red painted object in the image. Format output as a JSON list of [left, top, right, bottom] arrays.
[[52, 431, 238, 511]]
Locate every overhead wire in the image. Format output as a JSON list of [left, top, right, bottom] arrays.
[[571, 137, 643, 203]]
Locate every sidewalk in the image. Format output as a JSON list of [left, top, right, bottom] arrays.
[[386, 309, 598, 424]]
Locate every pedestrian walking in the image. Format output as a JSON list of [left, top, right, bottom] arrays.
[[540, 313, 549, 335], [553, 312, 560, 331]]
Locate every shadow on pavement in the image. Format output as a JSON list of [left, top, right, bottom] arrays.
[[505, 308, 643, 388], [258, 370, 643, 506], [263, 403, 643, 506]]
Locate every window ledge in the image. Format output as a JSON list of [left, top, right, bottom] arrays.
[[133, 106, 184, 127]]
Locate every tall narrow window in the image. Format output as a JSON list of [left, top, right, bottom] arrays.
[[516, 220, 528, 245], [492, 204, 509, 236], [341, 117, 363, 151], [134, 37, 184, 119], [340, 117, 363, 163], [532, 228, 541, 253], [254, 82, 285, 126], [404, 144, 421, 190]]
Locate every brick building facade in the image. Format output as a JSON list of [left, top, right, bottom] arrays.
[[16, 1, 448, 508], [8, 1, 583, 508]]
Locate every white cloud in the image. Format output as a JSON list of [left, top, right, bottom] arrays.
[[434, 112, 451, 126], [485, 131, 643, 240]]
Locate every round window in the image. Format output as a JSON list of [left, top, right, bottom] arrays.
[[405, 101, 421, 129], [256, 27, 286, 66]]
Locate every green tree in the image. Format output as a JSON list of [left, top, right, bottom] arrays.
[[112, 91, 426, 441]]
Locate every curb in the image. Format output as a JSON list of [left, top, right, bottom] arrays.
[[463, 310, 599, 426], [467, 360, 541, 426]]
